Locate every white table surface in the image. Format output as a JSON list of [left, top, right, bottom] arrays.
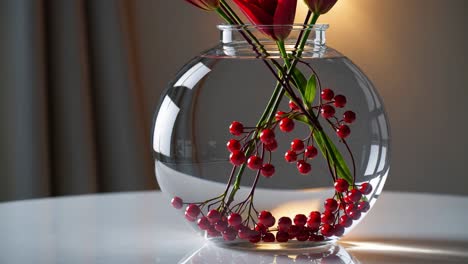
[[1, 191, 467, 264]]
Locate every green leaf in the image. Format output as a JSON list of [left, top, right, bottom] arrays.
[[304, 75, 317, 107], [291, 68, 307, 93]]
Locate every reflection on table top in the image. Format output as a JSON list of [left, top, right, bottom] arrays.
[[0, 191, 467, 264]]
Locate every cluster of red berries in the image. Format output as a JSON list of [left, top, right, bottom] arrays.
[[171, 179, 373, 243], [319, 88, 356, 139]]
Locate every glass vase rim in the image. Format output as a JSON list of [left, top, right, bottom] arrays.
[[217, 24, 329, 31]]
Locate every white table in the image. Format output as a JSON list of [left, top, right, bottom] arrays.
[[1, 191, 467, 263]]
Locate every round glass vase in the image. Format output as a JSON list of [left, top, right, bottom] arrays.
[[151, 24, 390, 251]]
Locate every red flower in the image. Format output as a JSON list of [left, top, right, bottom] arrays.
[[185, 0, 220, 11], [233, 0, 298, 40], [304, 0, 338, 15]]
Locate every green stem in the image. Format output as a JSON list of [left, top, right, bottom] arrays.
[[215, 8, 234, 24]]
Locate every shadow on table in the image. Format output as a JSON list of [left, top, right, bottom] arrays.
[[176, 239, 468, 264]]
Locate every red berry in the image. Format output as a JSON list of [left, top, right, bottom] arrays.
[[261, 163, 275, 178], [321, 212, 335, 224], [334, 95, 347, 108], [260, 129, 275, 144], [321, 89, 335, 101], [307, 211, 321, 229], [321, 224, 334, 237], [320, 105, 336, 118], [339, 215, 353, 228], [278, 217, 292, 232], [258, 211, 276, 227], [229, 121, 244, 136], [276, 231, 289, 242], [334, 179, 349, 193], [228, 213, 242, 227], [214, 220, 228, 232], [275, 111, 286, 121], [343, 111, 356, 123], [264, 140, 278, 152], [171, 196, 183, 209], [291, 139, 305, 152], [345, 203, 356, 214], [359, 183, 373, 195], [279, 118, 295, 132], [258, 210, 272, 219], [289, 100, 299, 111], [334, 225, 345, 236], [348, 209, 361, 220], [229, 150, 246, 166], [197, 216, 211, 230], [347, 189, 362, 203], [249, 230, 261, 243], [185, 204, 201, 218], [238, 226, 252, 239], [255, 223, 267, 234], [284, 150, 297, 163], [358, 201, 370, 213], [207, 227, 221, 237], [185, 214, 196, 222], [294, 214, 307, 227], [305, 146, 318, 159], [336, 124, 351, 138], [309, 234, 325, 241], [222, 228, 237, 241], [324, 199, 338, 212], [296, 230, 310, 241], [297, 160, 311, 175], [226, 139, 241, 152], [247, 155, 263, 170], [207, 209, 221, 223], [263, 232, 275, 242], [288, 225, 301, 238]]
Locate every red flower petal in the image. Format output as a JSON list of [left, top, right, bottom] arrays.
[[273, 0, 297, 40], [304, 0, 338, 15], [233, 0, 275, 38]]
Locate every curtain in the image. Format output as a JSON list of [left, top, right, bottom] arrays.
[[0, 0, 156, 202]]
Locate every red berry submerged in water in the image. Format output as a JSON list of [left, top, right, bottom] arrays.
[[265, 140, 278, 152], [171, 196, 183, 209], [359, 183, 373, 195], [229, 121, 244, 136], [275, 111, 286, 121], [321, 224, 334, 237], [324, 199, 338, 212], [284, 150, 297, 163], [207, 227, 221, 237], [309, 234, 325, 241], [336, 125, 351, 138], [347, 189, 362, 203], [214, 220, 228, 232], [197, 216, 211, 230], [229, 150, 246, 166], [258, 211, 276, 227], [321, 105, 336, 119], [321, 212, 335, 224], [261, 163, 275, 178], [349, 209, 362, 220], [247, 155, 263, 170], [339, 215, 353, 228], [358, 201, 370, 213], [276, 231, 289, 242], [263, 232, 275, 242], [334, 95, 347, 108], [294, 214, 307, 227], [278, 217, 292, 232], [343, 111, 356, 123], [321, 89, 335, 101], [296, 230, 310, 241], [228, 213, 242, 227], [288, 225, 301, 238], [279, 118, 295, 132], [185, 214, 196, 222], [260, 129, 275, 144], [255, 223, 267, 234], [291, 139, 305, 152], [226, 139, 241, 152], [345, 203, 356, 214], [249, 230, 261, 243], [334, 179, 349, 193], [307, 211, 321, 229], [185, 204, 201, 218], [297, 160, 311, 175], [305, 146, 318, 158], [238, 226, 252, 239], [207, 209, 221, 224], [289, 100, 299, 111], [334, 225, 345, 237], [222, 228, 237, 241]]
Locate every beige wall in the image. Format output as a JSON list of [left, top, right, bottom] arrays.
[[134, 0, 468, 195]]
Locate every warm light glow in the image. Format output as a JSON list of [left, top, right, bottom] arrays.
[[270, 199, 321, 219], [294, 1, 349, 24]]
